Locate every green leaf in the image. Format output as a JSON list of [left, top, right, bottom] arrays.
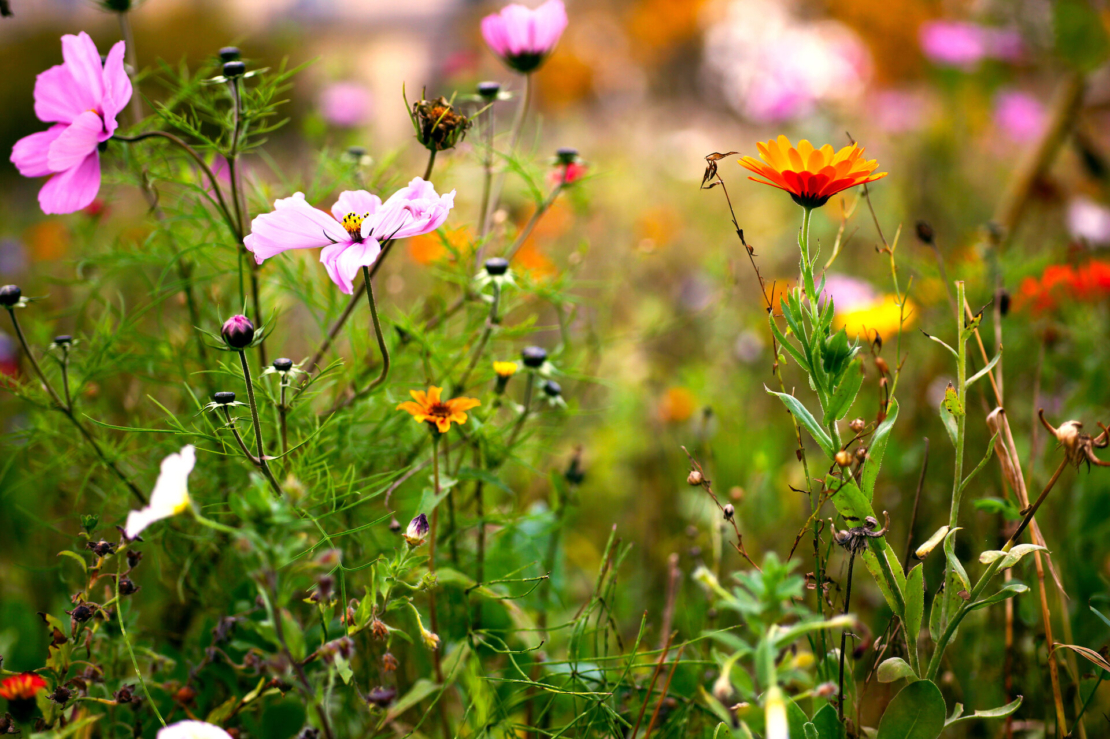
[[384, 678, 440, 723], [861, 398, 900, 502], [57, 550, 88, 577], [968, 581, 1029, 612], [877, 657, 918, 684], [912, 525, 949, 561], [826, 479, 907, 616], [944, 697, 1023, 728], [456, 466, 513, 495], [875, 680, 946, 739], [810, 704, 845, 739], [787, 696, 810, 739], [930, 528, 969, 643], [904, 564, 925, 648], [1055, 0, 1110, 71], [823, 358, 864, 425], [971, 497, 1021, 521], [942, 384, 964, 418], [280, 609, 306, 661], [773, 614, 854, 648], [978, 544, 1048, 570], [1092, 605, 1110, 631], [804, 723, 820, 739], [939, 401, 958, 448], [766, 386, 835, 459], [966, 350, 1001, 388]]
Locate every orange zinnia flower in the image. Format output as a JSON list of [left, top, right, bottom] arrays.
[[740, 136, 887, 209], [0, 672, 47, 700], [397, 386, 481, 433]]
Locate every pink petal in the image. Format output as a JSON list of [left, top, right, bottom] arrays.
[[330, 190, 382, 222], [365, 179, 455, 241], [62, 32, 106, 109], [11, 125, 66, 178], [243, 193, 350, 264], [481, 13, 511, 58], [38, 152, 101, 215], [100, 41, 132, 133], [47, 111, 103, 172], [500, 5, 536, 56], [321, 241, 382, 294], [532, 0, 568, 53], [33, 65, 88, 125]]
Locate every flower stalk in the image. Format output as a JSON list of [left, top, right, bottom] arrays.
[[237, 350, 282, 497]]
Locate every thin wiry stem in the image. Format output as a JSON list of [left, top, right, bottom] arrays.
[[237, 350, 282, 497], [838, 553, 856, 722]]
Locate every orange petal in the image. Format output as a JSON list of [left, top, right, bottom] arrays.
[[426, 386, 443, 405], [797, 139, 815, 162], [409, 389, 428, 406]]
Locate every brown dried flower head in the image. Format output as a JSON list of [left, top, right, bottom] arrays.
[[411, 95, 471, 152]]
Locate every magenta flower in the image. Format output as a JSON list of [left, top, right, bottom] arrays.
[[244, 178, 455, 294], [993, 90, 1046, 143], [10, 32, 132, 215], [481, 0, 568, 73], [319, 82, 374, 128]]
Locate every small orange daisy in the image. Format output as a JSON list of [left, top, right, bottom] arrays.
[[397, 386, 481, 433], [740, 136, 887, 209], [0, 672, 47, 700]]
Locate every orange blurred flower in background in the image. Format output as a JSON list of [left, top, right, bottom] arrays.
[[397, 386, 480, 433], [1016, 260, 1110, 314], [740, 136, 886, 209], [0, 672, 47, 700], [658, 387, 697, 424], [408, 226, 472, 266]]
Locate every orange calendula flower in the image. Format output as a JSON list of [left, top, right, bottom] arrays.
[[740, 136, 887, 209], [397, 386, 481, 433], [0, 672, 47, 700]]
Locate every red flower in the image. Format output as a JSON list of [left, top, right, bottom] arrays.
[[0, 673, 47, 701], [1016, 259, 1110, 314], [551, 161, 587, 186]]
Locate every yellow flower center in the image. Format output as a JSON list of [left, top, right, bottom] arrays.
[[342, 212, 368, 239]]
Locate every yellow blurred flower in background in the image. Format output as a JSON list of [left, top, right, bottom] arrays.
[[658, 386, 697, 424]]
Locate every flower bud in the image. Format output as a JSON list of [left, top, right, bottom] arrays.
[[54, 335, 73, 345], [67, 603, 96, 623], [118, 577, 140, 596], [835, 450, 852, 467], [273, 357, 294, 372], [0, 285, 21, 308], [221, 315, 255, 349], [412, 96, 471, 151], [521, 345, 547, 368], [555, 147, 579, 165], [404, 513, 429, 546], [382, 652, 399, 672], [219, 47, 241, 62], [370, 618, 389, 640], [477, 81, 502, 100], [388, 517, 401, 533], [485, 257, 509, 276], [223, 61, 246, 78], [814, 681, 838, 698], [723, 504, 735, 520], [213, 391, 237, 405], [346, 145, 367, 159], [915, 221, 935, 245], [849, 418, 865, 433], [49, 686, 72, 705], [855, 446, 868, 461], [764, 686, 788, 739], [875, 356, 889, 375], [366, 686, 397, 708], [687, 470, 703, 486], [542, 379, 562, 398]]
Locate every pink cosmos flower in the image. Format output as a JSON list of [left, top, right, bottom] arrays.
[[319, 82, 374, 128], [244, 178, 455, 294], [993, 90, 1046, 143], [481, 0, 568, 73], [10, 32, 132, 215]]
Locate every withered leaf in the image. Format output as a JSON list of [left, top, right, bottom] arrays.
[[701, 151, 738, 189]]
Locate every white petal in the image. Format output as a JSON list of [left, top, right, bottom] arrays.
[[157, 721, 234, 739]]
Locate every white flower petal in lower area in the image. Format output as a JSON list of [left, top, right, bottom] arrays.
[[157, 720, 233, 739], [125, 446, 196, 539], [764, 685, 789, 739]]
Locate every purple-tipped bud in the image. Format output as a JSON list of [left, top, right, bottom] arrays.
[[223, 60, 246, 78], [54, 335, 73, 345], [477, 81, 502, 99], [273, 358, 294, 372], [346, 145, 367, 159], [213, 391, 236, 405], [485, 257, 509, 276], [221, 315, 255, 349], [0, 285, 21, 308], [219, 47, 241, 62], [542, 379, 562, 397], [366, 686, 397, 708], [403, 513, 429, 546], [555, 147, 578, 165], [521, 346, 547, 368]]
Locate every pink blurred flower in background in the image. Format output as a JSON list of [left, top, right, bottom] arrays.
[[1068, 198, 1110, 246], [319, 82, 373, 128], [818, 274, 877, 313], [482, 0, 568, 73], [244, 178, 454, 294], [872, 89, 933, 133], [919, 20, 1023, 69], [10, 32, 132, 215], [703, 0, 870, 123], [993, 90, 1045, 143]]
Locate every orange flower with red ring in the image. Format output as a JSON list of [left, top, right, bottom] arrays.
[[740, 136, 887, 209], [0, 672, 47, 701], [397, 386, 480, 433]]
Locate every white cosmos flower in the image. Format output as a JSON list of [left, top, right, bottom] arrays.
[[125, 446, 196, 539], [157, 721, 233, 739], [764, 685, 789, 739]]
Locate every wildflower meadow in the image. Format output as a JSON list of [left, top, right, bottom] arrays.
[[3, 1, 1110, 738]]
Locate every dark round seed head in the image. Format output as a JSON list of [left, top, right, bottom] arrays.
[[273, 357, 294, 372], [219, 47, 241, 62], [521, 346, 547, 368], [477, 81, 502, 99], [484, 257, 509, 276], [223, 60, 246, 78], [213, 391, 237, 405], [54, 335, 73, 345], [542, 379, 562, 397], [347, 145, 367, 158], [0, 285, 21, 307], [555, 147, 579, 165]]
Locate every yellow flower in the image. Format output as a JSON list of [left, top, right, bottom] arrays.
[[397, 386, 481, 433], [740, 136, 887, 209], [493, 361, 518, 378], [834, 295, 915, 341]]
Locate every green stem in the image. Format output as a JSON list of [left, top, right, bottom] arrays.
[[115, 549, 166, 727], [483, 73, 532, 233], [940, 281, 968, 633], [238, 350, 282, 497], [423, 148, 437, 181], [453, 281, 501, 394], [798, 206, 819, 317]]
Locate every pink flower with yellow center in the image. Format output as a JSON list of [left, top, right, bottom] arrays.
[[482, 0, 568, 73]]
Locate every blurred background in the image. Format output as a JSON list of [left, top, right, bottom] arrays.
[[3, 0, 1110, 733]]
